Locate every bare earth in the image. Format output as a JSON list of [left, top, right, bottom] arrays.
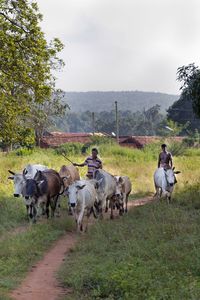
[[11, 197, 153, 300]]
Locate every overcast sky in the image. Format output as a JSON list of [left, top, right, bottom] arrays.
[[37, 0, 200, 94]]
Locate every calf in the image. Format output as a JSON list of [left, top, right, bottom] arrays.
[[115, 176, 132, 215], [66, 180, 97, 232]]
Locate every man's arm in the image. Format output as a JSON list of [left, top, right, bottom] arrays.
[[169, 154, 173, 168], [157, 154, 161, 168], [73, 162, 85, 167]]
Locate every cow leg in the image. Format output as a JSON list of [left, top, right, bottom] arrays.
[[55, 195, 61, 217], [105, 198, 109, 213], [110, 198, 114, 220], [46, 202, 50, 219], [32, 205, 37, 223], [91, 206, 98, 219], [26, 205, 29, 220], [85, 208, 92, 232], [167, 194, 171, 204], [125, 193, 129, 213], [50, 196, 58, 218], [77, 202, 85, 233]]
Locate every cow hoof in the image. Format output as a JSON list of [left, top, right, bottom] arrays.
[[105, 207, 108, 213], [110, 215, 114, 220], [119, 210, 123, 216], [125, 209, 128, 213], [80, 224, 83, 231]]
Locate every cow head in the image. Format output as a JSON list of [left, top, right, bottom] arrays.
[[164, 167, 181, 187], [22, 178, 38, 200], [65, 182, 86, 208], [114, 176, 124, 199], [8, 170, 26, 197]]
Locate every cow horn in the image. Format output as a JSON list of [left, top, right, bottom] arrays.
[[8, 170, 15, 175], [23, 169, 28, 175], [77, 184, 86, 190]]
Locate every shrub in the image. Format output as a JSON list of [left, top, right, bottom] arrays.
[[55, 143, 83, 156], [168, 141, 186, 156]]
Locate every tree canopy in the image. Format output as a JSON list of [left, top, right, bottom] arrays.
[[0, 0, 65, 148], [177, 63, 200, 118]]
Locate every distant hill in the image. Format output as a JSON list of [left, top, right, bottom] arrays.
[[63, 91, 179, 113]]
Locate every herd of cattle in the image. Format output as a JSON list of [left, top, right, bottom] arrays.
[[8, 164, 132, 231], [7, 163, 180, 231]]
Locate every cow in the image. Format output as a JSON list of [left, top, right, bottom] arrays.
[[114, 176, 132, 215], [59, 164, 80, 215], [93, 169, 117, 219], [66, 180, 97, 232], [59, 164, 80, 188], [154, 167, 181, 203], [8, 164, 48, 197], [22, 169, 62, 223]]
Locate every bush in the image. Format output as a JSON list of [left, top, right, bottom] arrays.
[[168, 141, 186, 156], [15, 148, 34, 156], [55, 143, 83, 156]]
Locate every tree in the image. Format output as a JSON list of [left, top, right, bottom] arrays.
[[177, 63, 200, 117], [167, 94, 200, 133], [30, 89, 69, 146], [0, 0, 65, 148]]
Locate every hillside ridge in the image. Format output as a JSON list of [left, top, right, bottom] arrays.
[[63, 91, 179, 113]]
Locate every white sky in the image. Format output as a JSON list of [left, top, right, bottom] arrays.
[[37, 0, 200, 94]]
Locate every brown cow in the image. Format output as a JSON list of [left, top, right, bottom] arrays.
[[59, 164, 80, 188], [59, 165, 80, 215]]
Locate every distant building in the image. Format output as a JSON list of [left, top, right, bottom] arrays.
[[40, 131, 184, 149]]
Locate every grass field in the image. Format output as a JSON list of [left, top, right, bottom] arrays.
[[0, 142, 199, 298], [58, 143, 200, 299]]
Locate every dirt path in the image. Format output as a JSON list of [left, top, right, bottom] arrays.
[[10, 196, 153, 300]]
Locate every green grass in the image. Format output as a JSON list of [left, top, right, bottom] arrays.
[[58, 196, 200, 299], [57, 143, 200, 299], [0, 143, 199, 298]]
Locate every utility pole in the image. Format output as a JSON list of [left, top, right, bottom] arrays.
[[115, 101, 119, 143], [92, 112, 95, 136]]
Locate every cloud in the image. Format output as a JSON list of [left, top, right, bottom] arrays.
[[37, 0, 200, 94]]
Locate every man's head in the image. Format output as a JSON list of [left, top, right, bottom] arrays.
[[92, 148, 98, 159], [161, 144, 167, 151]]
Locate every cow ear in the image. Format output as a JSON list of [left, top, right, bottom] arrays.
[[8, 176, 14, 180], [77, 184, 86, 190], [174, 171, 181, 174], [23, 168, 28, 175], [119, 177, 124, 184]]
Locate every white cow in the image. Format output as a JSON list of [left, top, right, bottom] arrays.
[[93, 169, 117, 219], [66, 180, 97, 232], [154, 167, 180, 203], [8, 164, 48, 197], [115, 176, 132, 215]]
